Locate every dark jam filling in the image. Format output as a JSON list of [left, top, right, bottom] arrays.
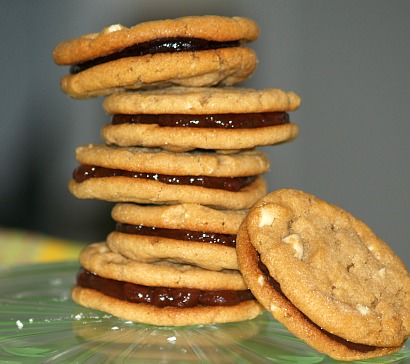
[[112, 112, 290, 129], [72, 165, 256, 192], [116, 222, 236, 247], [70, 37, 240, 74], [77, 268, 254, 308], [257, 257, 377, 353]]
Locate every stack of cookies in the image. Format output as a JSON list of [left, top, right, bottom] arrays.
[[53, 15, 410, 361], [53, 15, 301, 327]]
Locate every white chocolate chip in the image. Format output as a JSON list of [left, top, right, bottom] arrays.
[[102, 24, 126, 34], [377, 267, 386, 278], [257, 275, 265, 287], [258, 207, 275, 227], [282, 234, 304, 260], [356, 304, 371, 315], [368, 244, 382, 261], [270, 302, 279, 313]]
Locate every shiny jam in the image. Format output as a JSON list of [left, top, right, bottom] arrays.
[[116, 222, 236, 247], [72, 165, 256, 192], [70, 37, 240, 73], [77, 268, 254, 308], [111, 112, 290, 129]]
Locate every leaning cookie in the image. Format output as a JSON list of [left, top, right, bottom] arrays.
[[236, 189, 410, 361], [107, 203, 248, 271], [68, 144, 267, 209], [102, 87, 300, 152], [73, 243, 263, 326], [53, 16, 259, 98]]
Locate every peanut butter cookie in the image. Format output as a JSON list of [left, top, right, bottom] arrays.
[[53, 16, 259, 98], [237, 189, 410, 360], [102, 86, 301, 152], [107, 203, 247, 270], [73, 243, 263, 326], [68, 144, 267, 209]]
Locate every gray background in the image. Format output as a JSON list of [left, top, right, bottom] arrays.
[[1, 1, 409, 269]]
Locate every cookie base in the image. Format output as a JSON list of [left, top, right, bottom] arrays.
[[72, 286, 263, 326]]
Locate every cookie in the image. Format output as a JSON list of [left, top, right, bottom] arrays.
[[68, 144, 267, 209], [72, 144, 270, 177], [236, 188, 410, 360], [53, 16, 259, 65], [53, 16, 259, 98], [59, 48, 257, 98], [107, 203, 247, 270], [73, 243, 263, 326], [102, 87, 301, 152]]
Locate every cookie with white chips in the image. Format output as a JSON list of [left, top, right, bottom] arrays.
[[236, 189, 410, 361]]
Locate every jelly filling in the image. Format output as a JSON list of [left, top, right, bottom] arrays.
[[77, 268, 254, 308], [72, 165, 257, 192], [70, 37, 240, 74], [112, 112, 290, 129], [116, 222, 236, 247]]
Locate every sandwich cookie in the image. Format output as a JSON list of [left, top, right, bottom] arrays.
[[73, 243, 263, 326], [102, 86, 301, 152], [53, 16, 259, 98], [68, 144, 268, 209], [236, 189, 410, 360], [107, 203, 248, 271]]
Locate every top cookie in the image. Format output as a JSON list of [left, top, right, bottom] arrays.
[[53, 16, 259, 65], [243, 189, 410, 348], [53, 16, 259, 98]]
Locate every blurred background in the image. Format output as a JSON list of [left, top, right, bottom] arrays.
[[1, 0, 409, 268]]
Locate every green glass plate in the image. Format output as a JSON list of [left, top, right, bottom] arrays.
[[0, 261, 408, 363]]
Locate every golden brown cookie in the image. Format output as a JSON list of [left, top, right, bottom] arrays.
[[69, 176, 265, 210], [111, 202, 246, 232], [107, 203, 247, 270], [53, 16, 259, 65], [53, 16, 259, 98], [104, 86, 301, 114], [59, 48, 257, 98], [102, 87, 300, 152], [236, 188, 410, 360], [73, 243, 263, 326], [73, 144, 270, 177], [68, 144, 267, 209]]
